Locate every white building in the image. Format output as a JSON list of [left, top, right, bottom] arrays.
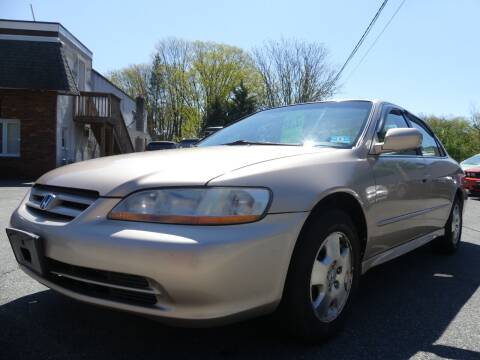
[[0, 19, 149, 178]]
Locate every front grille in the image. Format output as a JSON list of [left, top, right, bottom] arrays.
[[47, 258, 149, 289], [26, 184, 99, 221], [46, 258, 159, 307]]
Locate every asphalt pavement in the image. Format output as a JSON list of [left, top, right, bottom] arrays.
[[1, 182, 479, 360]]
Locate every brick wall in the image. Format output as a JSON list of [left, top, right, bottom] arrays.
[[0, 89, 57, 180]]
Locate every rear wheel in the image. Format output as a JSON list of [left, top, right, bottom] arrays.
[[280, 210, 361, 341], [431, 196, 463, 254]]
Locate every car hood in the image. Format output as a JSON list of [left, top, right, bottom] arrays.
[[462, 164, 480, 171], [37, 145, 332, 197], [464, 166, 480, 173]]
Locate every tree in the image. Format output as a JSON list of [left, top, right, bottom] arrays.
[[226, 82, 257, 125], [470, 104, 480, 132], [108, 37, 339, 140], [152, 38, 200, 140], [252, 38, 337, 107], [205, 96, 228, 128], [107, 64, 155, 134], [191, 41, 260, 128], [108, 64, 150, 99], [424, 115, 480, 162]]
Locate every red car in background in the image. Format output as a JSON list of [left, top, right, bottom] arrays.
[[464, 167, 480, 196]]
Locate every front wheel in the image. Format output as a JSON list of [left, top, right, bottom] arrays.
[[279, 210, 361, 341], [431, 196, 463, 254]]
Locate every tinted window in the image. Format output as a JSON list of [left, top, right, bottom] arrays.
[[378, 110, 416, 155], [178, 140, 198, 148], [146, 142, 176, 151], [199, 101, 373, 148], [378, 110, 409, 141], [407, 115, 441, 157]]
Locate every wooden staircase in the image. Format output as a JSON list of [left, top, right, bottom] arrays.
[[74, 92, 134, 156]]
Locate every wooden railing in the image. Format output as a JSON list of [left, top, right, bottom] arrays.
[[74, 92, 112, 120], [74, 91, 134, 155]]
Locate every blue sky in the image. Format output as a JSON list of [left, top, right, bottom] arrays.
[[2, 0, 479, 117]]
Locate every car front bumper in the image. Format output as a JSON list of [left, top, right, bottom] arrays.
[[9, 194, 308, 324], [464, 177, 480, 195]]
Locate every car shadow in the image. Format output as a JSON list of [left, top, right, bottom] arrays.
[[1, 242, 479, 360]]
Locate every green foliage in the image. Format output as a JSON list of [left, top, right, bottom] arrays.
[[108, 37, 338, 140], [424, 115, 480, 162], [204, 83, 258, 127], [107, 64, 154, 134], [205, 97, 228, 128], [226, 82, 257, 125]]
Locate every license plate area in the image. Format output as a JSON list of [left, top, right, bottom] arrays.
[[6, 228, 45, 275]]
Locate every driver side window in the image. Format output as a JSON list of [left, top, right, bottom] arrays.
[[378, 110, 417, 155]]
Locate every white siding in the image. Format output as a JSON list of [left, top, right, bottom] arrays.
[[55, 35, 97, 164], [91, 71, 149, 149]]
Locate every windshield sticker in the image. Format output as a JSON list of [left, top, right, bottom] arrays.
[[330, 135, 352, 144]]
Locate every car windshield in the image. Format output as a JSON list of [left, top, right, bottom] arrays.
[[463, 154, 480, 165], [198, 101, 372, 148]]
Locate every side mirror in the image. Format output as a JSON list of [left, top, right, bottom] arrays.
[[372, 128, 422, 154]]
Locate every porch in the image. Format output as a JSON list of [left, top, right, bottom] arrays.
[[74, 92, 134, 156]]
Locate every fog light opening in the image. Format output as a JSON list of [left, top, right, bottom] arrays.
[[20, 247, 32, 263]]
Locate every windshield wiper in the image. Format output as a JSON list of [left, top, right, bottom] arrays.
[[222, 140, 300, 146]]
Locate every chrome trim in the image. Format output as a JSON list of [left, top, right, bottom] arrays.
[[377, 204, 449, 227], [27, 186, 97, 220], [362, 229, 445, 274]]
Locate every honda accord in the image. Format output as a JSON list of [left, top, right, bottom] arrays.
[[7, 100, 466, 340]]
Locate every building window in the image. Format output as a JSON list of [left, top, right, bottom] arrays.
[[0, 119, 20, 157]]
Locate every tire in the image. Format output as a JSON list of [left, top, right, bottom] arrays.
[[279, 210, 361, 342], [431, 196, 463, 254]]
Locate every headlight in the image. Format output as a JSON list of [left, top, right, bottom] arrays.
[[108, 187, 271, 225]]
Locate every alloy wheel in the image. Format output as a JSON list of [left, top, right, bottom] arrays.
[[310, 231, 353, 323], [451, 203, 461, 244]]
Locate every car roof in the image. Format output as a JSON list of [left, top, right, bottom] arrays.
[[268, 99, 414, 116], [264, 99, 396, 109]]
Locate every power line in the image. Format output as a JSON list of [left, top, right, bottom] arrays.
[[333, 0, 390, 83], [345, 0, 407, 82]]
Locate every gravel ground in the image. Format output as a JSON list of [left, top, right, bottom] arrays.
[[1, 182, 479, 360]]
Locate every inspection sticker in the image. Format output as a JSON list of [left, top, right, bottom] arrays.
[[330, 135, 352, 144]]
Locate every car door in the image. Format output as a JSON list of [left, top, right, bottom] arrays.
[[367, 106, 430, 257], [405, 113, 458, 230]]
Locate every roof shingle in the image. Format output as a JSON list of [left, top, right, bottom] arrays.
[[0, 40, 79, 94]]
